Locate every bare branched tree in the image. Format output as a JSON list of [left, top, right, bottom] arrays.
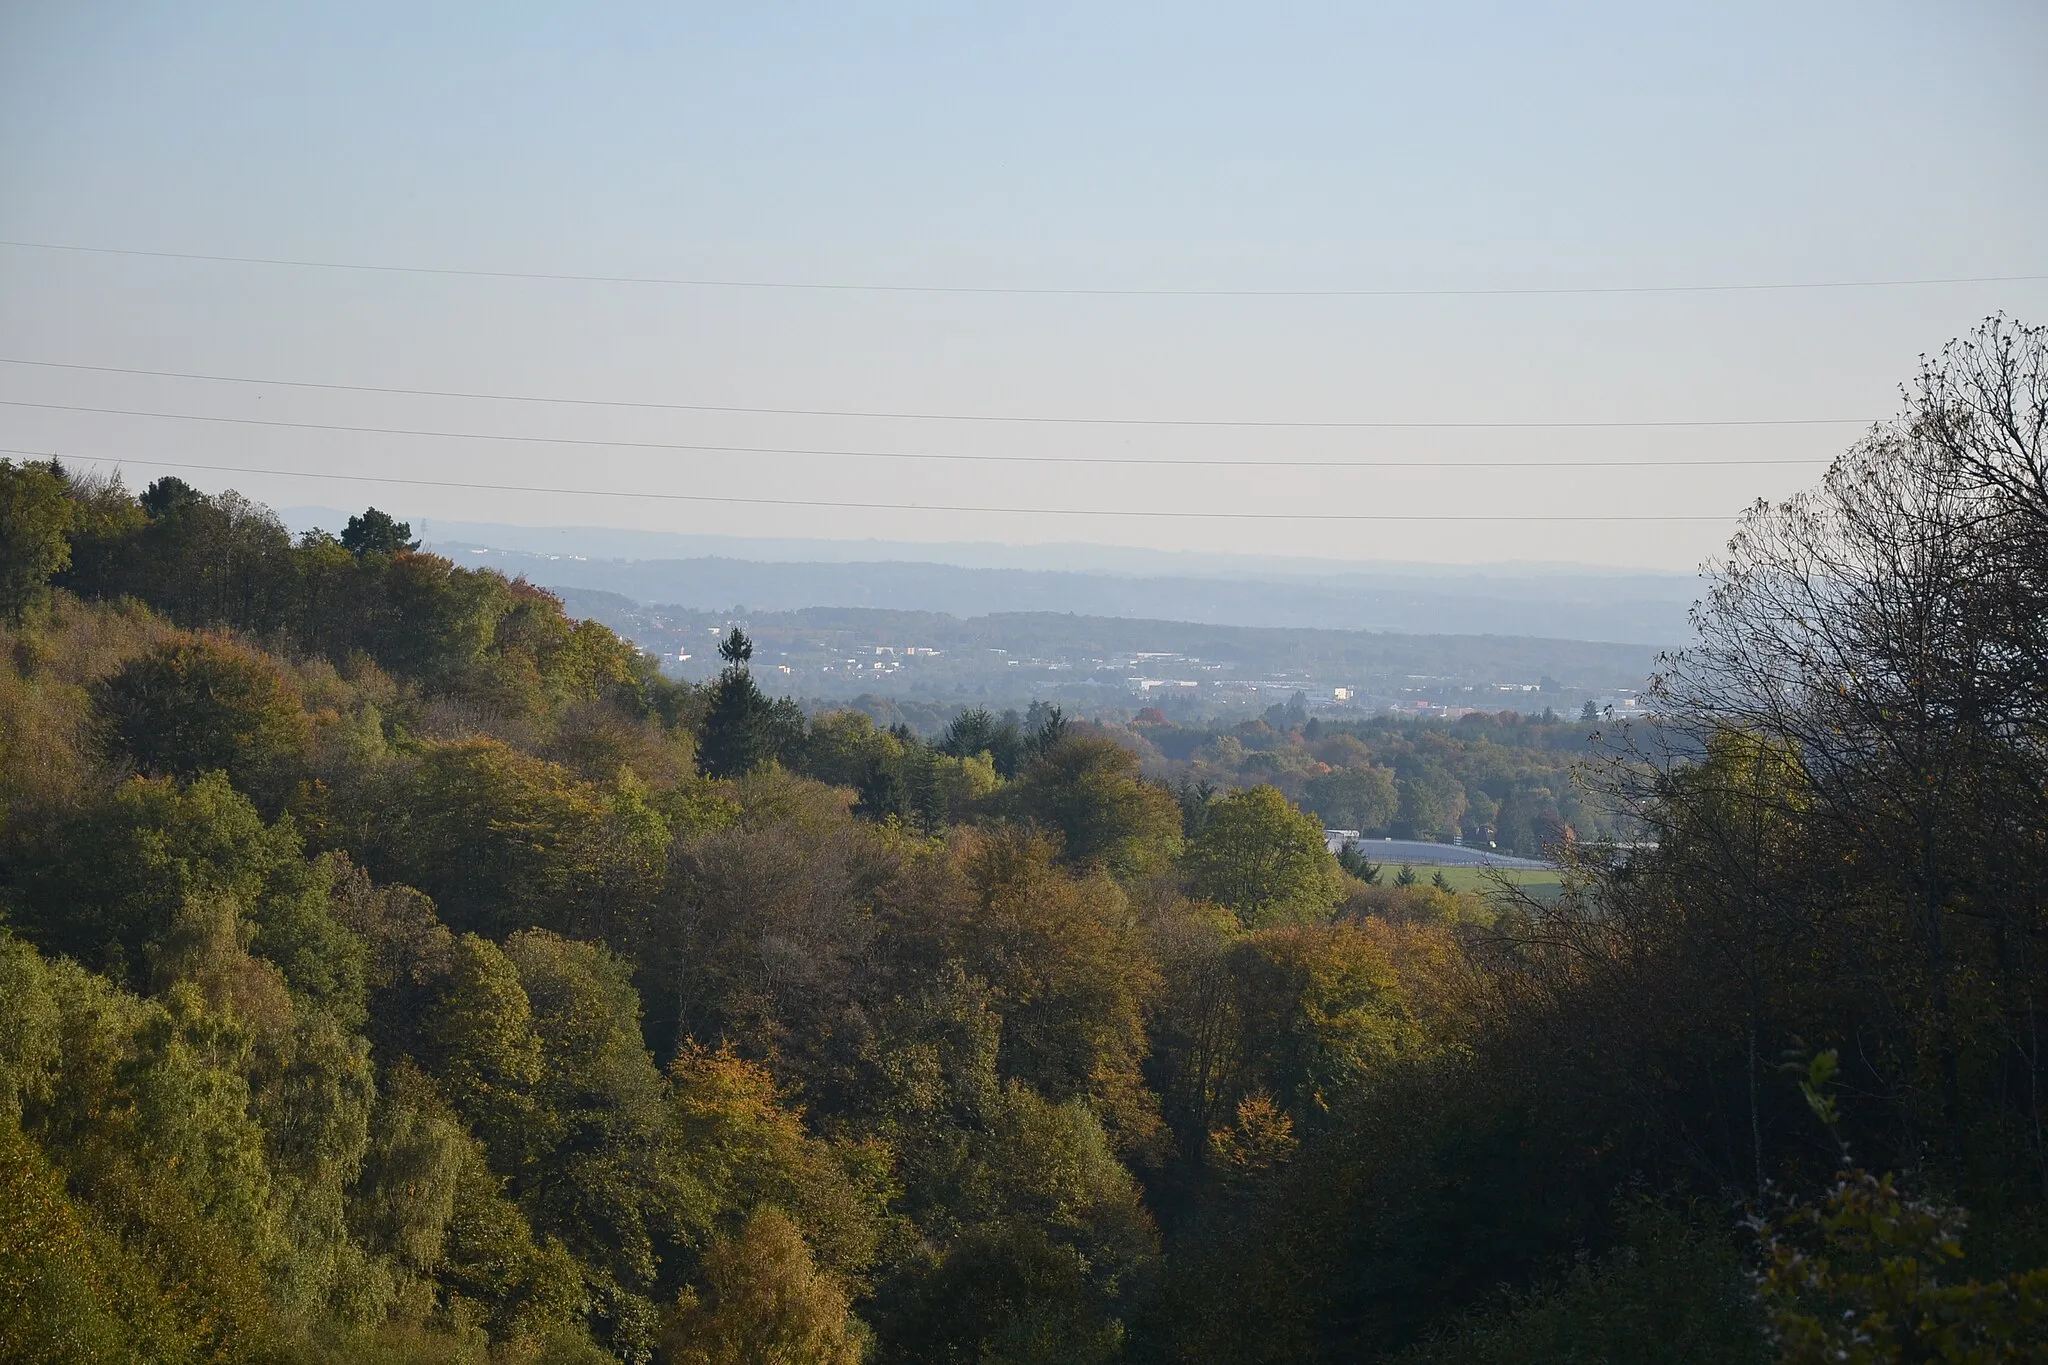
[[1477, 319, 2048, 1203], [1637, 315, 2048, 1182]]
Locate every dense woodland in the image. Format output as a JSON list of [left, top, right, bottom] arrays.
[[1, 317, 2045, 1363], [1096, 703, 1624, 855]]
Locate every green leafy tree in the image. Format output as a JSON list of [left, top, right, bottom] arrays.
[[52, 468, 148, 603], [123, 481, 295, 634], [662, 1207, 866, 1365], [7, 770, 308, 988], [1009, 734, 1181, 878], [138, 476, 202, 519], [1493, 786, 1539, 856], [1182, 785, 1346, 928], [796, 707, 903, 789], [94, 633, 311, 803], [1148, 912, 1438, 1166], [885, 1224, 1123, 1365], [1303, 765, 1397, 834], [350, 1060, 470, 1277], [663, 1043, 888, 1281], [500, 930, 672, 1345], [1394, 764, 1466, 841], [1759, 1170, 2048, 1363], [438, 1138, 591, 1346], [883, 1086, 1156, 1364], [366, 739, 668, 937], [0, 459, 76, 622], [952, 830, 1160, 1143], [47, 476, 665, 736], [417, 934, 544, 1176], [0, 1107, 199, 1362], [36, 970, 301, 1353], [1224, 925, 1425, 1119]]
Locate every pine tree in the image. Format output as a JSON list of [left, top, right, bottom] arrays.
[[698, 628, 798, 779], [339, 506, 419, 557]]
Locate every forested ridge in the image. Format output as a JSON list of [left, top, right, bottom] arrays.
[[1, 317, 2045, 1363]]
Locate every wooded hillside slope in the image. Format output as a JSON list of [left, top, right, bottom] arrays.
[[1, 317, 2045, 1362]]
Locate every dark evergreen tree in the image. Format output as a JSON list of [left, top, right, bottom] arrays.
[[853, 756, 908, 822], [340, 506, 420, 556], [1336, 839, 1383, 884], [698, 628, 798, 779], [939, 706, 1027, 777], [1175, 775, 1218, 838], [138, 474, 202, 518], [1025, 701, 1068, 756]]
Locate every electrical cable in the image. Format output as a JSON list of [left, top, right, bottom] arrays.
[[41, 452, 1747, 522], [0, 357, 1870, 433], [4, 239, 2041, 298], [0, 398, 1831, 469]]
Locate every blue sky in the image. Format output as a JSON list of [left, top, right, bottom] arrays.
[[2, 2, 2043, 567]]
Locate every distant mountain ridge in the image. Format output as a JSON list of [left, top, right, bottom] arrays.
[[273, 510, 1700, 643], [277, 508, 1700, 582], [450, 546, 1693, 644]]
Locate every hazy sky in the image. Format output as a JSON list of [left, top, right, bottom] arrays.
[[2, 2, 2043, 569]]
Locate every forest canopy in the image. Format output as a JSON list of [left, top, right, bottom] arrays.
[[2, 317, 2046, 1362]]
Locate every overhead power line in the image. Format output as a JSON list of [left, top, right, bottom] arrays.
[[4, 239, 2042, 298], [0, 398, 1829, 469], [0, 357, 1871, 432], [42, 452, 1746, 522]]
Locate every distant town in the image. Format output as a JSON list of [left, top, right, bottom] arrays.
[[554, 588, 1656, 725]]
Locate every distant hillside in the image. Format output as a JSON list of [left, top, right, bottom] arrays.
[[556, 589, 1658, 716], [440, 544, 1696, 644], [279, 509, 1701, 582]]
